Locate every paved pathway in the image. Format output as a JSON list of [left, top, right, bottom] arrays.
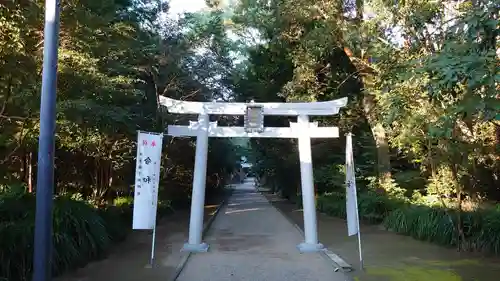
[[176, 178, 347, 281]]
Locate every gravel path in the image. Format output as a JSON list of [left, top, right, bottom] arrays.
[[176, 179, 347, 281]]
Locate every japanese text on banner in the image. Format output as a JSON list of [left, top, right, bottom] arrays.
[[132, 132, 163, 230]]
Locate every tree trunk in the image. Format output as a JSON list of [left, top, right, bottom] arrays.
[[450, 163, 465, 251], [27, 151, 33, 193], [92, 157, 112, 205], [495, 122, 500, 153], [428, 139, 437, 177], [362, 93, 392, 184], [352, 0, 392, 187], [20, 150, 27, 184]]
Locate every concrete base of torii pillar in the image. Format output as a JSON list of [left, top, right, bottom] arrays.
[[181, 242, 209, 253]]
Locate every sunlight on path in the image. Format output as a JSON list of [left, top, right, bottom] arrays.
[[355, 259, 495, 281]]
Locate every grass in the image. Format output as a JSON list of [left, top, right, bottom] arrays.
[[316, 191, 500, 256], [0, 190, 148, 281], [362, 265, 463, 281], [0, 174, 231, 281]]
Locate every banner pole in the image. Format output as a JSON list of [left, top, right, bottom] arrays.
[[150, 221, 157, 267], [353, 183, 363, 270], [346, 133, 364, 270]]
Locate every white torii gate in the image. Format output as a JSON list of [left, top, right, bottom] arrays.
[[160, 96, 348, 253]]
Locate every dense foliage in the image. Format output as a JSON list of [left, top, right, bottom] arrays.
[[229, 0, 500, 254], [1, 1, 241, 280], [0, 0, 499, 279]]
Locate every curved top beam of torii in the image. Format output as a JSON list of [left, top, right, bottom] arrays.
[[159, 95, 348, 116]]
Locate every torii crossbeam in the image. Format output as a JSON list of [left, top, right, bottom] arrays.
[[160, 96, 348, 253]]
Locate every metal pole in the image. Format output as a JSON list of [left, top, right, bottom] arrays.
[[150, 222, 157, 267], [33, 1, 61, 281], [354, 184, 364, 270]]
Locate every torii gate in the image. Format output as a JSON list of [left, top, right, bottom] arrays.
[[160, 96, 348, 253]]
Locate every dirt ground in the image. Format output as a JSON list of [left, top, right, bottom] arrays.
[[56, 202, 222, 281], [264, 192, 500, 281]]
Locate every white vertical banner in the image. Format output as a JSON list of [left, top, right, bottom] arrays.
[[345, 133, 359, 236], [133, 131, 163, 230], [345, 133, 363, 269]]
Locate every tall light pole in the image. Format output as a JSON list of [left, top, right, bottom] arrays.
[[33, 1, 60, 281]]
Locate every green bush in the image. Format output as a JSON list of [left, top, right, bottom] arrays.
[[383, 206, 458, 245], [0, 191, 37, 281], [97, 205, 132, 242], [317, 191, 404, 224], [317, 192, 346, 218], [52, 196, 111, 274], [157, 199, 174, 216], [113, 196, 133, 207], [317, 191, 500, 256], [473, 209, 500, 253], [0, 191, 133, 281]]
